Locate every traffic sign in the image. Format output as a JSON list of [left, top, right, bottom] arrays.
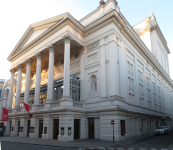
[[111, 120, 115, 125]]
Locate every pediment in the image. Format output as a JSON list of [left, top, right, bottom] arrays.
[[8, 13, 68, 60]]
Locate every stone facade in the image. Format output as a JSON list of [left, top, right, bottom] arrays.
[[1, 0, 173, 142]]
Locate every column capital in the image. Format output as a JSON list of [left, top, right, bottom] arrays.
[[17, 64, 23, 70], [9, 69, 15, 73], [35, 53, 43, 59], [47, 44, 56, 52], [61, 33, 74, 44], [25, 59, 32, 65]]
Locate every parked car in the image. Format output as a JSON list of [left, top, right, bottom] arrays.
[[155, 126, 168, 135]]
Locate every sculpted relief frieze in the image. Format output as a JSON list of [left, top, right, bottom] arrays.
[[87, 52, 98, 65], [87, 41, 99, 52]]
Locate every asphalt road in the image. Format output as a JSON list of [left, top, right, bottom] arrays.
[[1, 142, 79, 150], [110, 130, 173, 149], [1, 131, 173, 150]]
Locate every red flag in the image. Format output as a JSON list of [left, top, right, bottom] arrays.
[[2, 107, 8, 121], [23, 102, 33, 119]]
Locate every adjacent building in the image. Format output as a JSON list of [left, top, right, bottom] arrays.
[[3, 0, 173, 141]]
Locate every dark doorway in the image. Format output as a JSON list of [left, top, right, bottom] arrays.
[[120, 120, 126, 136], [39, 120, 43, 138], [18, 121, 20, 136], [10, 121, 12, 133], [74, 119, 80, 139], [53, 119, 59, 139], [88, 118, 94, 139], [27, 120, 30, 137]]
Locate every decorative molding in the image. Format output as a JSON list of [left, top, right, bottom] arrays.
[[61, 33, 74, 44], [87, 52, 98, 65], [35, 53, 43, 59], [70, 61, 80, 71], [25, 59, 32, 65], [47, 44, 56, 52], [17, 64, 23, 70], [87, 41, 99, 51]]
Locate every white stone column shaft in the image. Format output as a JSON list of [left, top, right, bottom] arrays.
[[34, 53, 42, 105], [24, 59, 32, 104], [61, 33, 73, 99], [47, 44, 56, 102], [15, 65, 23, 109], [7, 69, 15, 109]]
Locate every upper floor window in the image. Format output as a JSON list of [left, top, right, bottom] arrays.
[[152, 82, 156, 91], [146, 77, 150, 87], [138, 70, 143, 81], [127, 61, 133, 75]]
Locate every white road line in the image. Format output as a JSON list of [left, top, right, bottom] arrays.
[[117, 148, 124, 150], [128, 148, 134, 150], [161, 149, 169, 150], [108, 148, 114, 149], [139, 148, 147, 150], [153, 139, 160, 143], [151, 148, 157, 150]]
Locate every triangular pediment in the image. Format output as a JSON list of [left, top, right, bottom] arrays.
[[8, 13, 69, 60]]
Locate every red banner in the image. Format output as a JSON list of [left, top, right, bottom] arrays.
[[2, 107, 8, 121], [23, 103, 33, 119]]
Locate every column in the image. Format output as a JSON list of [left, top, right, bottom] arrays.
[[46, 44, 56, 103], [100, 38, 107, 98], [61, 33, 73, 100], [34, 53, 42, 105], [7, 69, 15, 109], [24, 59, 32, 104], [15, 65, 23, 109]]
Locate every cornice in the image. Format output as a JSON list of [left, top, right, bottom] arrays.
[[151, 25, 170, 54]]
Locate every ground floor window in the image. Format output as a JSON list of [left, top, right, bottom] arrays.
[[121, 120, 126, 136]]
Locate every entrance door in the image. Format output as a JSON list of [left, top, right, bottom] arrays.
[[27, 120, 30, 137], [18, 121, 20, 136], [39, 120, 43, 138], [74, 119, 80, 139], [88, 118, 94, 139], [53, 119, 59, 139]]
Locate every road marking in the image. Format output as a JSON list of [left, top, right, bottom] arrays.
[[128, 148, 134, 150], [108, 148, 114, 149], [139, 148, 147, 150], [153, 139, 160, 143], [151, 148, 157, 150], [161, 149, 169, 150], [117, 148, 124, 150]]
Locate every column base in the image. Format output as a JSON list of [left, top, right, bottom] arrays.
[[42, 134, 49, 139], [19, 132, 24, 137]]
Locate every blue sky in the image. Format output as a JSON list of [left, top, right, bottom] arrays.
[[0, 0, 172, 79]]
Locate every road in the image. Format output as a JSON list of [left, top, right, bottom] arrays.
[[110, 130, 173, 149], [1, 131, 173, 150]]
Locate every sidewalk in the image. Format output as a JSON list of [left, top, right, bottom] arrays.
[[0, 134, 154, 148]]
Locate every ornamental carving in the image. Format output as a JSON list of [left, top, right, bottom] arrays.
[[70, 61, 80, 71], [87, 41, 99, 51], [47, 44, 56, 52], [87, 53, 98, 64], [61, 33, 74, 44]]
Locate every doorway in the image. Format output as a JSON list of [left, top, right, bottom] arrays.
[[88, 118, 94, 139], [53, 119, 59, 139], [39, 120, 43, 138], [74, 119, 80, 139], [18, 121, 20, 136], [27, 120, 30, 137]]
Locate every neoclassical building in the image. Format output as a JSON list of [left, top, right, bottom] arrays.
[[3, 0, 173, 141]]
